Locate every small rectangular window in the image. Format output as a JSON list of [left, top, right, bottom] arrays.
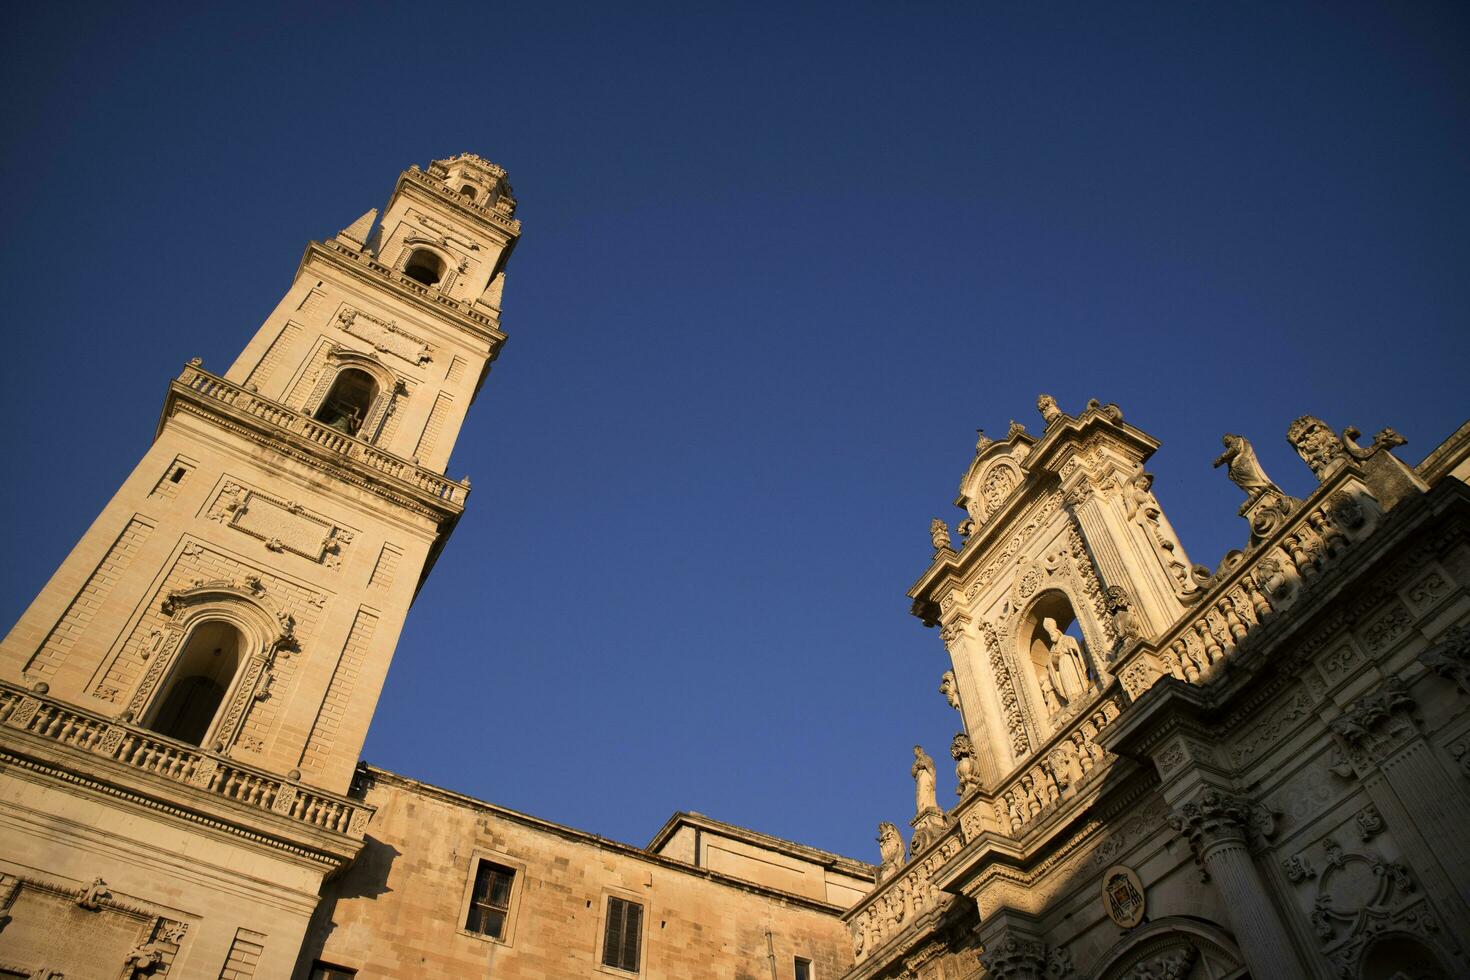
[[602, 896, 643, 972], [795, 957, 812, 980], [465, 860, 516, 939], [309, 964, 357, 980]]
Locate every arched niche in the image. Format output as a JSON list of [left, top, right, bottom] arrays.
[[1017, 589, 1097, 723], [402, 246, 446, 286], [128, 581, 295, 754], [308, 351, 402, 444], [1088, 916, 1247, 980], [1360, 932, 1457, 980]]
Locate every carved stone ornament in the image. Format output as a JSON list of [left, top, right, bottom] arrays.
[[1104, 585, 1143, 646], [876, 821, 905, 881], [1419, 624, 1470, 695], [1329, 677, 1418, 768], [939, 669, 961, 710], [1101, 864, 1146, 928], [76, 876, 110, 910], [335, 305, 432, 365], [979, 933, 1047, 980], [930, 517, 952, 552], [1169, 789, 1277, 862], [1287, 415, 1349, 481], [1037, 393, 1063, 427], [951, 732, 983, 797]]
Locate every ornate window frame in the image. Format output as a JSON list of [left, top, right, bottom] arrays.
[[303, 349, 405, 445], [126, 580, 296, 753]]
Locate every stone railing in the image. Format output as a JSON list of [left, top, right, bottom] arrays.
[[847, 829, 964, 965], [0, 682, 371, 840], [321, 239, 504, 332], [1113, 470, 1378, 698], [176, 364, 469, 507], [963, 688, 1124, 842], [402, 166, 522, 235]]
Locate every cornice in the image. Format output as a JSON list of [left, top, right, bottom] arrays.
[[647, 811, 875, 879], [0, 735, 361, 871], [358, 767, 850, 916], [159, 366, 467, 524], [398, 165, 523, 239], [299, 239, 510, 351]]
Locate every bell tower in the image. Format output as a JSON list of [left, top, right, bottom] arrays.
[[0, 155, 519, 979]]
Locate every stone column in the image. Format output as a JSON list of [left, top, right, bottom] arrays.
[[1170, 789, 1305, 980], [1331, 677, 1470, 910], [940, 615, 1006, 786]]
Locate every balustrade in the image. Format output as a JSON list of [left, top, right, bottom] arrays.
[[176, 364, 468, 507], [0, 682, 370, 840]]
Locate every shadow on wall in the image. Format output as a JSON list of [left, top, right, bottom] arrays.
[[290, 835, 400, 979]]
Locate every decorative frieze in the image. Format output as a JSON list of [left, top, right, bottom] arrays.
[[206, 480, 356, 568], [334, 305, 433, 366]]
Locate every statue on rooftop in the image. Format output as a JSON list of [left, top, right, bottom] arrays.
[[1213, 434, 1277, 498], [1037, 394, 1063, 427], [876, 821, 905, 879], [951, 733, 983, 797], [912, 744, 939, 816]]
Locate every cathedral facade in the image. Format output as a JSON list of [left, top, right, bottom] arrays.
[[0, 156, 1467, 979]]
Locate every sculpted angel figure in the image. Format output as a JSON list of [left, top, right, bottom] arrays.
[[1213, 433, 1276, 497], [1043, 618, 1090, 701], [912, 744, 939, 816], [876, 821, 905, 879]]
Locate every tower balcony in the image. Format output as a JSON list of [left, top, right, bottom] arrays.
[[164, 362, 471, 520], [0, 679, 370, 870]]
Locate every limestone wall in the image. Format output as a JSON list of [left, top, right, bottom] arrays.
[[299, 769, 858, 980]]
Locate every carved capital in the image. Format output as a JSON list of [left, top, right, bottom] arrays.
[[1169, 788, 1275, 860], [1419, 625, 1470, 696], [1330, 677, 1419, 767], [979, 932, 1047, 980]]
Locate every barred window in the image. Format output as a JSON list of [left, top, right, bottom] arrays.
[[464, 860, 515, 939], [601, 896, 643, 972]]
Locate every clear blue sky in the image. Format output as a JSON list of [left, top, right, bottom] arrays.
[[1, 2, 1466, 862]]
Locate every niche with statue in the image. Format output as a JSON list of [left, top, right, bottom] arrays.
[[1019, 590, 1099, 723]]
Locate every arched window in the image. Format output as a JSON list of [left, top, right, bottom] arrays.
[[403, 248, 446, 286], [145, 620, 243, 746], [1021, 591, 1094, 718], [460, 184, 478, 200], [314, 368, 379, 436]]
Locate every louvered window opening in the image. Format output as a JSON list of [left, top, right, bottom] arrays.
[[465, 860, 515, 939], [602, 896, 643, 972]]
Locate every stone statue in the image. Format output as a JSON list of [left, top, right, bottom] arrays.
[[939, 670, 960, 710], [912, 744, 939, 816], [1007, 419, 1026, 440], [1104, 585, 1142, 643], [1287, 415, 1348, 480], [1039, 675, 1062, 715], [77, 876, 110, 911], [951, 733, 982, 797], [975, 428, 992, 454], [1037, 394, 1063, 427], [876, 821, 905, 880], [930, 518, 952, 552], [1043, 618, 1089, 702], [1213, 433, 1276, 497]]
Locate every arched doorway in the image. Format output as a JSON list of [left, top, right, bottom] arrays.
[[144, 620, 243, 746], [1090, 916, 1247, 979]]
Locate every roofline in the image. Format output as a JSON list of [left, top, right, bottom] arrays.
[[355, 765, 859, 914], [647, 811, 876, 880]]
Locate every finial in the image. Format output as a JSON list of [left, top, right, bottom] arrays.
[[930, 518, 952, 552], [1037, 394, 1063, 427], [1007, 419, 1027, 440], [975, 428, 992, 454]]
